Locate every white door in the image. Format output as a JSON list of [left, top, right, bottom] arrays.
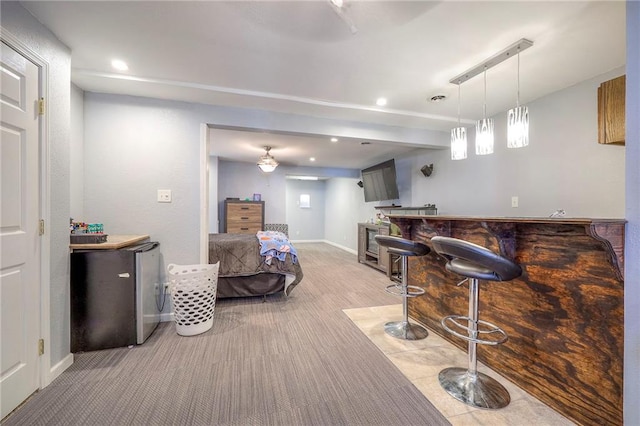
[[0, 41, 41, 419]]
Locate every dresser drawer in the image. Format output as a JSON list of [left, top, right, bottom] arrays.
[[224, 200, 265, 233], [226, 223, 262, 234]]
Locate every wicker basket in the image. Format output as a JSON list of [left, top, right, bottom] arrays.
[[167, 262, 220, 336]]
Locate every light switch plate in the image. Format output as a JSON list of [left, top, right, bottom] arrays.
[[158, 189, 172, 203]]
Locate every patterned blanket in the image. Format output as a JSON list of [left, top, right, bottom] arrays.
[[256, 230, 298, 265]]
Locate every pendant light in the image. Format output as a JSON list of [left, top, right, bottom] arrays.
[[475, 68, 494, 155], [507, 47, 529, 148], [257, 146, 278, 173], [451, 83, 467, 160]]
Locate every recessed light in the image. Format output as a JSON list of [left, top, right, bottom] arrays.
[[330, 137, 338, 143], [309, 157, 316, 162], [111, 59, 128, 71], [376, 97, 387, 106], [430, 94, 447, 102]]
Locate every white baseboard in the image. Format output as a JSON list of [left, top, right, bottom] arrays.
[[160, 312, 174, 323], [45, 353, 73, 388], [322, 240, 357, 255], [289, 239, 357, 255]]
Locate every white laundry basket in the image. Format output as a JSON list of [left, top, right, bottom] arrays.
[[167, 262, 220, 336]]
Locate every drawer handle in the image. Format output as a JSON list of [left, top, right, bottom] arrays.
[[241, 217, 249, 220], [241, 227, 249, 230], [240, 207, 249, 210]]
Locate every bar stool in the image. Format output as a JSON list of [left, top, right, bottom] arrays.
[[430, 236, 522, 409], [374, 235, 430, 340]]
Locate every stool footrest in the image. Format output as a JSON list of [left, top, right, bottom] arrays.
[[441, 315, 508, 346], [385, 284, 425, 298]]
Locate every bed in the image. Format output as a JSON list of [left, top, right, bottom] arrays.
[[208, 232, 303, 298]]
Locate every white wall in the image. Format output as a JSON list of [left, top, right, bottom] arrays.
[[1, 2, 72, 368], [408, 67, 626, 218], [624, 1, 640, 423], [70, 83, 84, 219]]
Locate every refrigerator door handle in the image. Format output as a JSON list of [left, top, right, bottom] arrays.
[[118, 273, 131, 278]]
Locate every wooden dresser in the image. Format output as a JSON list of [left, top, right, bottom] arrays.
[[224, 200, 265, 234]]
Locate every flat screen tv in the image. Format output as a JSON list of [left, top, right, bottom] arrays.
[[361, 159, 400, 202]]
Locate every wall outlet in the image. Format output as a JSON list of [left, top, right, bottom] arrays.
[[158, 189, 172, 203], [511, 196, 519, 208]]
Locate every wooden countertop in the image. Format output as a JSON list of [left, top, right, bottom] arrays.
[[384, 214, 625, 224], [69, 234, 150, 250]]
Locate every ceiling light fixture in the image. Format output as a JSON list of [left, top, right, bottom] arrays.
[[475, 67, 494, 155], [507, 47, 529, 148], [450, 83, 467, 160], [257, 146, 278, 173], [376, 97, 387, 107], [331, 137, 338, 142], [309, 157, 316, 162], [449, 38, 533, 159], [111, 59, 128, 71]]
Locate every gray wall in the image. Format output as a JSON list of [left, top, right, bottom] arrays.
[[70, 83, 84, 219], [285, 180, 326, 240], [1, 2, 72, 368], [408, 67, 626, 218], [625, 1, 640, 424], [324, 177, 372, 251]]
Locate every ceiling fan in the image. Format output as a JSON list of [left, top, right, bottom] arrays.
[[327, 0, 358, 34]]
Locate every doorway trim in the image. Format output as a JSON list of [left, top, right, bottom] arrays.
[[1, 28, 52, 388]]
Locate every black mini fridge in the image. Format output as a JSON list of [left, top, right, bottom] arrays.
[[71, 242, 161, 352]]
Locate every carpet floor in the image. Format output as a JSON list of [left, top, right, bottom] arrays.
[[4, 242, 450, 426]]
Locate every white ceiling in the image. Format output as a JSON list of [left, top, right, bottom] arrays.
[[20, 1, 626, 169]]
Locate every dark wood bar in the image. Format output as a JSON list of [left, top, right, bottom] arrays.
[[387, 215, 625, 426]]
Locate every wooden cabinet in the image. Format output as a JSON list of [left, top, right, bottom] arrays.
[[357, 223, 396, 274], [598, 75, 625, 145], [224, 200, 264, 234]]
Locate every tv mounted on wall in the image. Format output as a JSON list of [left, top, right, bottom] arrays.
[[361, 159, 400, 202]]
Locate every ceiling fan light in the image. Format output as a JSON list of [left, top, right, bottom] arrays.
[[257, 146, 278, 173], [475, 118, 494, 155], [451, 127, 467, 160], [507, 106, 529, 148]]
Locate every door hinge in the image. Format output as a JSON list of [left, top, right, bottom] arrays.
[[39, 219, 45, 236], [38, 97, 45, 116], [38, 339, 44, 356]]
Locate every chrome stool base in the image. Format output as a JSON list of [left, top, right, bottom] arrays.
[[384, 320, 428, 340], [439, 367, 510, 410]]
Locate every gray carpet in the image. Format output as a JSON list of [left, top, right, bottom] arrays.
[[4, 243, 450, 426]]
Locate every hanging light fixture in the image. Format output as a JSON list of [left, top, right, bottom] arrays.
[[475, 67, 494, 155], [507, 47, 529, 148], [450, 82, 467, 160], [257, 146, 278, 173], [448, 39, 533, 159]]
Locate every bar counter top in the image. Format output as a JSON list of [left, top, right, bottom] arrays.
[[388, 215, 625, 426]]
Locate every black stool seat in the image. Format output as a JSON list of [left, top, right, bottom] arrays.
[[430, 236, 522, 410], [375, 235, 430, 257], [374, 235, 430, 341], [431, 236, 521, 281]]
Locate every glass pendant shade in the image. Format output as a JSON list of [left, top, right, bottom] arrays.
[[507, 106, 529, 148], [475, 118, 494, 155], [257, 146, 278, 172], [450, 127, 467, 160]]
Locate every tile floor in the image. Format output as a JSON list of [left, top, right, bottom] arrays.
[[343, 304, 576, 426]]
